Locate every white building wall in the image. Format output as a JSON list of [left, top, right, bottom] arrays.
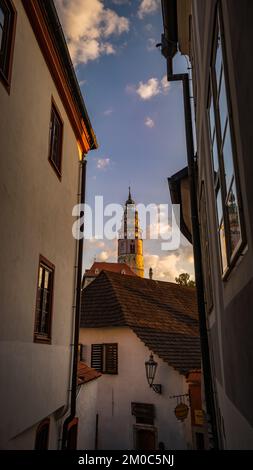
[[0, 0, 80, 448], [77, 380, 99, 450], [79, 327, 192, 450]]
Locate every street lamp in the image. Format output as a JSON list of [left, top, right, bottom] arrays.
[[145, 354, 162, 394]]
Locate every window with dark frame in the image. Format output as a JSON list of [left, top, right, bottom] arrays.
[[48, 102, 63, 177], [207, 6, 245, 276], [91, 343, 118, 374], [34, 256, 54, 343], [0, 0, 16, 89]]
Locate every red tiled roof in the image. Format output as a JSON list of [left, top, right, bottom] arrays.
[[77, 361, 102, 385], [80, 271, 201, 375], [84, 262, 137, 278]]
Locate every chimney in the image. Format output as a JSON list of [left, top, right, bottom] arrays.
[[149, 267, 153, 280]]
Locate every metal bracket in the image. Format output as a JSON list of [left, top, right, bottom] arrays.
[[152, 384, 162, 394]]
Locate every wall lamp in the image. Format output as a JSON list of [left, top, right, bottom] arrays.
[[145, 354, 162, 394]]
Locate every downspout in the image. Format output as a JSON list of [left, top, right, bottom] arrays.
[[61, 153, 87, 449], [166, 71, 219, 449]]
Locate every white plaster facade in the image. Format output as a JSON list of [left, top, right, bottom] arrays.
[[0, 0, 93, 449], [79, 327, 192, 450], [77, 379, 100, 450]]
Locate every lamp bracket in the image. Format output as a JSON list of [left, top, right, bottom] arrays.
[[152, 384, 162, 394]]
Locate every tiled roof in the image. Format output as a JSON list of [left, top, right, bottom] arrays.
[[77, 361, 102, 385], [84, 262, 137, 278], [81, 271, 201, 375]]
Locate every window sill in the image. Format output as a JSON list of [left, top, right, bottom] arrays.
[[222, 239, 247, 282], [34, 334, 52, 345]]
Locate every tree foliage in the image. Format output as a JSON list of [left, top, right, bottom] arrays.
[[175, 272, 196, 287]]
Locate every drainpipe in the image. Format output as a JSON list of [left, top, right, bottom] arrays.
[[166, 71, 219, 449], [61, 153, 87, 449]]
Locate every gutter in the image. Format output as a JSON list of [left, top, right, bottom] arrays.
[[160, 0, 219, 449], [61, 154, 87, 450]]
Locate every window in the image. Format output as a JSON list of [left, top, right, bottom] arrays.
[[91, 343, 118, 374], [207, 6, 245, 276], [0, 0, 16, 90], [34, 256, 55, 343], [130, 241, 135, 254], [131, 403, 155, 425], [35, 418, 50, 450], [48, 101, 63, 177]]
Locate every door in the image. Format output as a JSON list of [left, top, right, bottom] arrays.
[[135, 428, 156, 450]]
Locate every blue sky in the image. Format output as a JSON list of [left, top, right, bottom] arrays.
[[55, 0, 194, 281]]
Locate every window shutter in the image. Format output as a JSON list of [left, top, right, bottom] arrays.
[[105, 343, 118, 374], [91, 344, 103, 371]]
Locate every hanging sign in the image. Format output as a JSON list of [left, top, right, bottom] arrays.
[[174, 402, 189, 422]]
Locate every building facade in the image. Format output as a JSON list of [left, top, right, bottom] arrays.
[[118, 188, 144, 277], [80, 271, 204, 449], [162, 0, 253, 449], [0, 0, 96, 449]]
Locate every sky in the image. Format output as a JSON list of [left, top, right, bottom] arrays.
[[55, 0, 195, 282]]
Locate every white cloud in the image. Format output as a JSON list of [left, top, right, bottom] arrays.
[[78, 79, 87, 87], [103, 108, 114, 116], [55, 0, 129, 65], [161, 75, 170, 94], [131, 75, 170, 100], [96, 158, 111, 170], [145, 117, 155, 128], [98, 250, 110, 261], [136, 78, 160, 100], [144, 245, 195, 282], [138, 0, 159, 19], [145, 23, 153, 32], [147, 38, 156, 51]]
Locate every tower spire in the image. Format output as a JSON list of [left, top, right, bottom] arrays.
[[118, 188, 144, 277], [126, 186, 134, 205]]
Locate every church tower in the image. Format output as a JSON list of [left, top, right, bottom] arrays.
[[118, 188, 144, 278]]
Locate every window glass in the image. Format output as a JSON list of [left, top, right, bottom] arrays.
[[218, 70, 228, 136], [0, 7, 4, 49], [212, 131, 219, 174], [226, 182, 241, 253], [222, 122, 234, 191], [215, 29, 222, 84], [209, 96, 215, 137], [216, 189, 223, 224], [219, 220, 227, 271]]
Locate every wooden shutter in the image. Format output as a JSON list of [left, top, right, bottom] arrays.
[[104, 343, 118, 374], [91, 344, 103, 371]]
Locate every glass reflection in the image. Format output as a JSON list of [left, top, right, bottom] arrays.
[[219, 220, 227, 271], [223, 123, 234, 191], [219, 70, 228, 136], [227, 182, 241, 253]]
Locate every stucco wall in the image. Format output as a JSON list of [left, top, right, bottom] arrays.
[[79, 327, 191, 450], [0, 0, 80, 447], [77, 380, 100, 450]]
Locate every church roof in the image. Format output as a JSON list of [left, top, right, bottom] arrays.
[[84, 262, 137, 278], [77, 362, 102, 385], [80, 271, 201, 375]]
